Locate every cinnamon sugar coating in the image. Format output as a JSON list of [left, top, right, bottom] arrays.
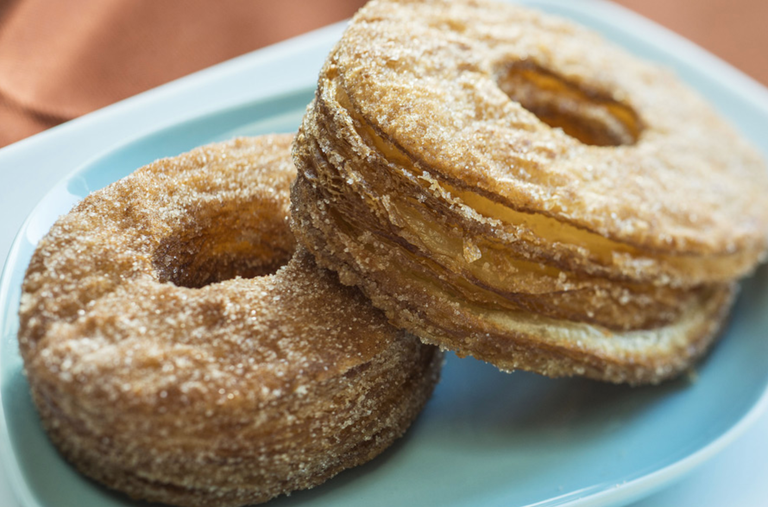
[[18, 135, 441, 506], [290, 0, 765, 384], [326, 0, 768, 261]]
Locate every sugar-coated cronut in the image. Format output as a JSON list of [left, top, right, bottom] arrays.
[[18, 135, 441, 507], [290, 0, 767, 384]]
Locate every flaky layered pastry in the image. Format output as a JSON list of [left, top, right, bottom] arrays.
[[18, 135, 441, 507], [291, 0, 768, 384]]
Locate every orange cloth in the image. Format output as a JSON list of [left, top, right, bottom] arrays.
[[613, 0, 768, 87], [0, 0, 764, 148], [0, 0, 366, 146]]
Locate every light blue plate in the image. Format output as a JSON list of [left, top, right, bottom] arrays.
[[2, 2, 768, 507]]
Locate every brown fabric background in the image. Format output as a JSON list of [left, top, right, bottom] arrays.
[[0, 0, 765, 148]]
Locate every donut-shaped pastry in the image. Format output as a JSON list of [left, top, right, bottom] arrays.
[[18, 135, 441, 507], [290, 0, 768, 384]]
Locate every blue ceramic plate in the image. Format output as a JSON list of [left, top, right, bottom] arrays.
[[2, 2, 768, 507]]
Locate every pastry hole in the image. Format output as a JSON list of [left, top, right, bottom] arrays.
[[495, 62, 642, 146], [153, 206, 295, 289]]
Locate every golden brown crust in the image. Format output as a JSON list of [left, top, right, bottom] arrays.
[[290, 0, 766, 384], [329, 0, 768, 261], [18, 135, 441, 506]]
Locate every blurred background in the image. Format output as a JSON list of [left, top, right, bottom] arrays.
[[0, 0, 765, 148]]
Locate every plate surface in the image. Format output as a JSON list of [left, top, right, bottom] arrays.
[[2, 2, 768, 507]]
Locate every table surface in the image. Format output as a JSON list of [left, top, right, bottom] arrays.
[[1, 3, 767, 506]]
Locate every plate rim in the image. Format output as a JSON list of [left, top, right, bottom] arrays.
[[2, 92, 768, 507]]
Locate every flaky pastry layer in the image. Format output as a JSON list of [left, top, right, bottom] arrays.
[[290, 0, 764, 383], [19, 135, 441, 506]]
